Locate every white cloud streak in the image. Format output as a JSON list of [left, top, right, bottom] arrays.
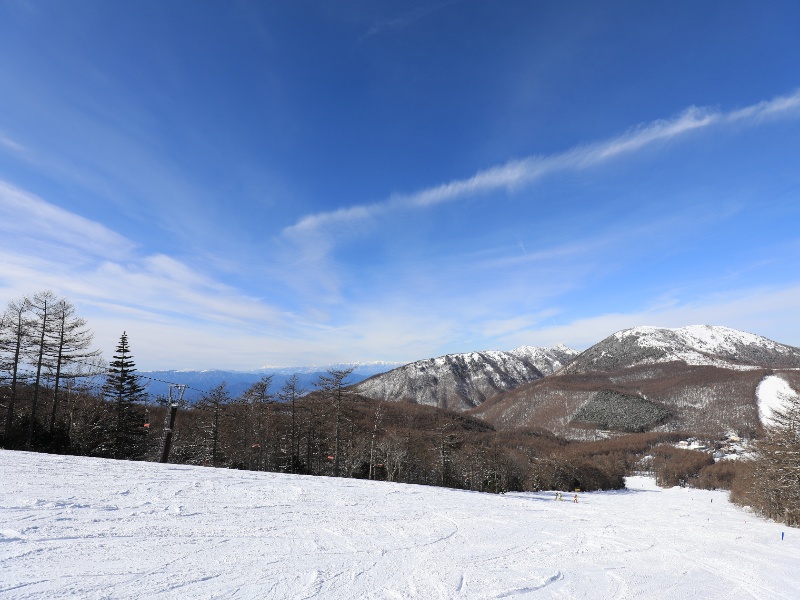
[[283, 90, 800, 244], [356, 1, 460, 45], [3, 176, 798, 368], [0, 180, 136, 259], [0, 180, 290, 367], [4, 88, 800, 369], [0, 133, 27, 154]]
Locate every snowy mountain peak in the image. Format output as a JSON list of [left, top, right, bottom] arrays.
[[614, 325, 780, 353], [571, 325, 800, 373], [353, 344, 579, 411]]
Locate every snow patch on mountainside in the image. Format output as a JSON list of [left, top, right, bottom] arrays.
[[757, 375, 799, 426]]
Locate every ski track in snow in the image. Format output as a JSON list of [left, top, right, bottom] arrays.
[[1, 450, 798, 599]]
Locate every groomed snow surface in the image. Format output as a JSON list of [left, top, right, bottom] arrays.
[[757, 375, 800, 427], [2, 451, 798, 599]]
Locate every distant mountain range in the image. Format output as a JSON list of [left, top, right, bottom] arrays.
[[138, 362, 403, 402], [139, 325, 800, 439], [352, 325, 800, 439]]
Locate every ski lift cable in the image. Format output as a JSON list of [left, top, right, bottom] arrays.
[[136, 374, 207, 396], [25, 356, 213, 397]]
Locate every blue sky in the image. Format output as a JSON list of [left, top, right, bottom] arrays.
[[2, 1, 800, 370]]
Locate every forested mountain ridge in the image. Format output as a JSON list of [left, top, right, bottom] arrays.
[[352, 345, 579, 411], [472, 325, 800, 438]]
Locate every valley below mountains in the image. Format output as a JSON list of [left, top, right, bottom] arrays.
[[353, 325, 800, 439]]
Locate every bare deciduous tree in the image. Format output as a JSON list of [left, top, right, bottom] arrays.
[[315, 368, 354, 477], [197, 382, 233, 467], [1, 297, 33, 446], [738, 384, 800, 525], [278, 374, 305, 474], [26, 291, 58, 448], [47, 298, 102, 435]]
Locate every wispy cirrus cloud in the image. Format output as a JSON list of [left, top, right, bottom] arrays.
[[0, 180, 136, 259], [282, 90, 800, 246], [0, 133, 27, 154], [0, 180, 289, 365], [356, 1, 460, 45]]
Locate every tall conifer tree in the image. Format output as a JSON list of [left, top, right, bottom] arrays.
[[101, 332, 147, 459]]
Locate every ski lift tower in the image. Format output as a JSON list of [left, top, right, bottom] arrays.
[[159, 384, 186, 463]]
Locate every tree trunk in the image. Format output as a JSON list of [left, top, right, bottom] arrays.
[[27, 300, 50, 449]]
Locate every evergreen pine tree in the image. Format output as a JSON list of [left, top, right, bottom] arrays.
[[101, 332, 148, 459]]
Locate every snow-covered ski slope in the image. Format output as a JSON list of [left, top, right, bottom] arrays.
[[1, 451, 797, 599], [757, 375, 800, 427]]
